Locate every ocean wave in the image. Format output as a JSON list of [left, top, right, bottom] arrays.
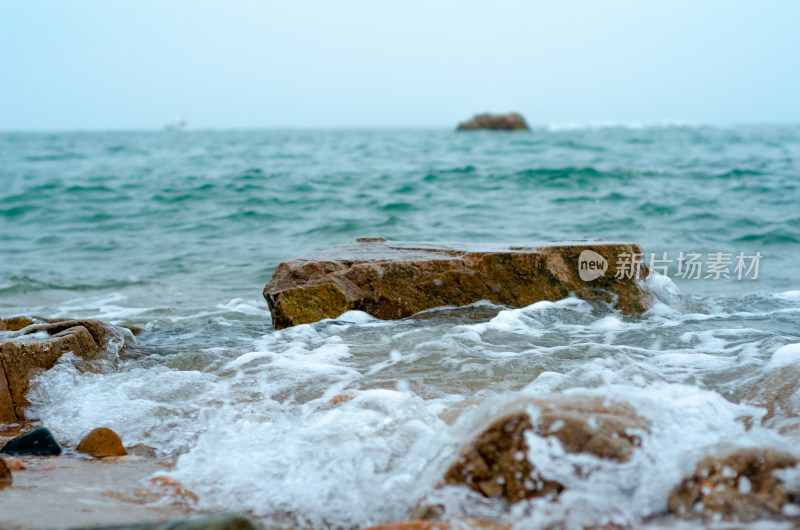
[[547, 119, 701, 131], [735, 229, 800, 244]]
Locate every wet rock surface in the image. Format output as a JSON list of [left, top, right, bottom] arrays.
[[363, 520, 509, 530], [746, 363, 800, 435], [127, 443, 159, 459], [456, 113, 529, 131], [0, 456, 198, 528], [78, 427, 128, 458], [0, 317, 135, 421], [668, 447, 800, 522], [82, 513, 259, 530], [1, 456, 25, 471], [443, 396, 649, 502], [0, 456, 11, 486], [1, 427, 62, 456], [1, 316, 42, 332], [264, 239, 653, 329]]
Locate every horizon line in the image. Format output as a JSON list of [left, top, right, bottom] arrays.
[[2, 120, 800, 134]]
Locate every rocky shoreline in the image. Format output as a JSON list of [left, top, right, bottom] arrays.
[[2, 240, 800, 528]]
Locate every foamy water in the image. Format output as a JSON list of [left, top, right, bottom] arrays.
[[15, 276, 800, 528], [3, 126, 800, 527]]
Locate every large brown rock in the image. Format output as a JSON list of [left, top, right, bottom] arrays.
[[0, 318, 134, 422], [77, 427, 128, 458], [442, 396, 649, 502], [457, 113, 529, 131], [264, 239, 653, 329], [668, 448, 800, 522]]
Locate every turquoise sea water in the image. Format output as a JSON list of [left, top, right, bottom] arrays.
[[2, 125, 800, 528]]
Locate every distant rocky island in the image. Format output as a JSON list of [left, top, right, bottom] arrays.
[[456, 112, 529, 131]]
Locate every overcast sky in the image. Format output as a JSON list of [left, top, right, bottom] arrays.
[[2, 1, 799, 130]]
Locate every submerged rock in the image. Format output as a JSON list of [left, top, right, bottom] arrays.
[[443, 396, 649, 502], [456, 113, 529, 131], [77, 427, 128, 458], [1, 456, 25, 470], [0, 317, 135, 422], [0, 456, 11, 486], [1, 315, 42, 332], [121, 324, 146, 336], [1, 426, 62, 456], [746, 354, 800, 435], [668, 447, 800, 522], [127, 443, 159, 458], [83, 513, 258, 530], [264, 239, 653, 329], [150, 475, 199, 504], [363, 520, 509, 530], [361, 523, 451, 530]]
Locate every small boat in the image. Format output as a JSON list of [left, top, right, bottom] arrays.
[[164, 117, 187, 131]]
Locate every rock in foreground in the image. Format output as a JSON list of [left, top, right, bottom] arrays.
[[77, 427, 128, 458], [264, 239, 652, 329], [84, 513, 258, 530], [1, 317, 135, 422], [1, 426, 62, 456], [669, 448, 800, 522], [442, 396, 649, 503], [457, 113, 529, 131]]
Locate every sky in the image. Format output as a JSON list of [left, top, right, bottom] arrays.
[[1, 1, 799, 130]]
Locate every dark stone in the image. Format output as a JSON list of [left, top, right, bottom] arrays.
[[1, 426, 62, 456], [78, 513, 259, 530]]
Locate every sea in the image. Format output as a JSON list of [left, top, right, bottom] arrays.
[[1, 124, 800, 528]]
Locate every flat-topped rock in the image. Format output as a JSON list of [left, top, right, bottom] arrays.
[[1, 318, 135, 422], [263, 239, 653, 329], [457, 113, 529, 131]]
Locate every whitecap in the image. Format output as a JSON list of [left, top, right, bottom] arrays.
[[766, 343, 800, 370]]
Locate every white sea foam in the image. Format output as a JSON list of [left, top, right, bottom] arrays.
[[22, 285, 800, 528], [766, 343, 800, 370], [335, 310, 377, 324], [776, 290, 800, 301], [217, 298, 270, 317], [41, 292, 153, 322], [547, 119, 698, 131], [27, 355, 219, 454]]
